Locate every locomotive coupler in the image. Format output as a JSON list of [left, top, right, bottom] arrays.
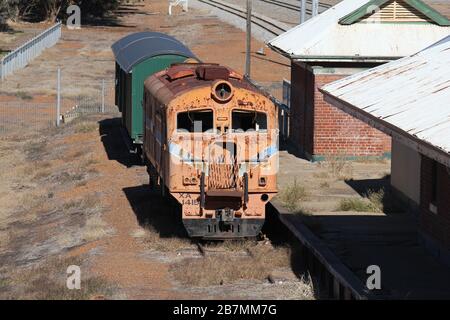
[[216, 208, 235, 224]]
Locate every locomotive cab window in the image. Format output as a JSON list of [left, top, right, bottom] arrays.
[[232, 110, 267, 132], [177, 110, 214, 133]]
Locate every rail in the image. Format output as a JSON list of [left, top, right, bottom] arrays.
[[0, 22, 62, 80], [260, 0, 332, 13], [198, 0, 290, 36]]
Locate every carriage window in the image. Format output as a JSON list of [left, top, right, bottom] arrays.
[[232, 110, 267, 132], [177, 110, 214, 132]]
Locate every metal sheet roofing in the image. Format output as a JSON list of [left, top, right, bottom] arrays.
[[267, 0, 450, 60], [321, 35, 450, 162], [111, 32, 197, 73]]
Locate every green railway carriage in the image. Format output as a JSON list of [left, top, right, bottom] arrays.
[[112, 32, 197, 147]]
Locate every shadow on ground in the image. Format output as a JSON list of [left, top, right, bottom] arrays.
[[123, 184, 189, 239], [294, 211, 450, 299], [99, 117, 142, 168], [345, 176, 406, 214]]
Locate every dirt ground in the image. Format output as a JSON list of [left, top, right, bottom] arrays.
[[0, 1, 314, 300], [0, 114, 315, 300]]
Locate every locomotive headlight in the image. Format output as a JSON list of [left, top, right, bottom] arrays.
[[211, 80, 234, 103]]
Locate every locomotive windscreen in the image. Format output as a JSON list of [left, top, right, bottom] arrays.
[[232, 110, 267, 132], [177, 110, 214, 132]]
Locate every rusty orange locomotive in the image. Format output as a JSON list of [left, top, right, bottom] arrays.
[[142, 63, 279, 239]]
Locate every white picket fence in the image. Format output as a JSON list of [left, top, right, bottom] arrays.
[[0, 22, 62, 80]]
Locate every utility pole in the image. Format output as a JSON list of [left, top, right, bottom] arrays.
[[245, 0, 252, 78], [56, 68, 61, 127], [300, 0, 306, 24], [312, 0, 319, 17]]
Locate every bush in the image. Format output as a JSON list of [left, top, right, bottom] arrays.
[[337, 198, 380, 213], [279, 179, 309, 212], [0, 0, 121, 24]]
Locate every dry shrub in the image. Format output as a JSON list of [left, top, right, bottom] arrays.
[[367, 189, 384, 211], [279, 179, 309, 212], [337, 198, 380, 213], [280, 275, 315, 300], [321, 154, 353, 180]]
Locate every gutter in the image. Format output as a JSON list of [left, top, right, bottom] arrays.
[[266, 42, 402, 63]]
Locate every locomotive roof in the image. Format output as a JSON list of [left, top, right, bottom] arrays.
[[145, 63, 267, 100], [112, 32, 197, 73]]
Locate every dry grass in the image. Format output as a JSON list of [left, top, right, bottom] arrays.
[[0, 257, 114, 300], [319, 181, 330, 189], [337, 197, 381, 213], [367, 189, 384, 211], [278, 275, 315, 300], [320, 154, 354, 180], [171, 244, 291, 287], [82, 214, 112, 242], [15, 91, 33, 100], [279, 179, 309, 212], [74, 122, 99, 134], [140, 224, 192, 252], [23, 139, 48, 161]]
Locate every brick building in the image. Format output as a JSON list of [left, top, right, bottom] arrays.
[[321, 35, 450, 265], [268, 0, 450, 161]]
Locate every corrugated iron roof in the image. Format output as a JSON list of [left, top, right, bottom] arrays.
[[111, 32, 197, 73], [267, 0, 450, 60], [320, 35, 450, 162]]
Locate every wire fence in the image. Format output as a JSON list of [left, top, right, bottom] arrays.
[[61, 80, 117, 123], [0, 22, 62, 80], [0, 79, 117, 137]]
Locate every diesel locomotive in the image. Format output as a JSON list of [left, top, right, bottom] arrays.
[[142, 63, 279, 239]]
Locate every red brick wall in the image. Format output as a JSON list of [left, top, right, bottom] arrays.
[[290, 62, 391, 159], [420, 156, 450, 249], [313, 74, 391, 157]]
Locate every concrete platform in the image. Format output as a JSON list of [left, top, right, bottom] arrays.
[[274, 151, 450, 299]]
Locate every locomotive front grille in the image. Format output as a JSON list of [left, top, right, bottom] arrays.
[[208, 154, 239, 189]]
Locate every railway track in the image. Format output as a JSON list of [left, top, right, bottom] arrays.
[[259, 0, 332, 13], [198, 0, 290, 36]]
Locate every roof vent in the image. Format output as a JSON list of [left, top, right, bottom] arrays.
[[196, 66, 230, 81]]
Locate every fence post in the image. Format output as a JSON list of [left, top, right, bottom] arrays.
[[56, 68, 61, 127], [102, 79, 105, 113]]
